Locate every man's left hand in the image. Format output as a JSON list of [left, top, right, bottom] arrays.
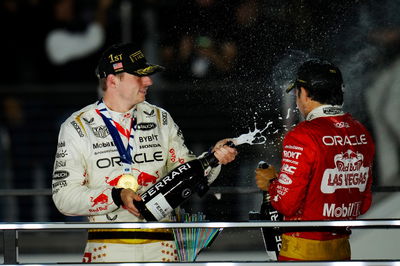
[[255, 165, 278, 191]]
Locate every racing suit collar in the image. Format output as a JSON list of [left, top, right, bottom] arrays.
[[306, 105, 344, 121], [108, 106, 137, 123]]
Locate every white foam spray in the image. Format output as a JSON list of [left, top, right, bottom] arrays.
[[286, 108, 291, 119], [232, 121, 273, 146]]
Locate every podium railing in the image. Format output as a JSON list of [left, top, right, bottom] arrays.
[[1, 220, 400, 265]]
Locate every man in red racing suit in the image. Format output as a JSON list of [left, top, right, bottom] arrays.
[[256, 59, 375, 261]]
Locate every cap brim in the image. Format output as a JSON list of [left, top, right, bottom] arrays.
[[132, 64, 165, 77], [286, 82, 296, 93], [286, 79, 308, 93]]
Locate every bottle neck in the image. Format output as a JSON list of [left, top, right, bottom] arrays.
[[263, 191, 271, 203], [199, 152, 219, 169]]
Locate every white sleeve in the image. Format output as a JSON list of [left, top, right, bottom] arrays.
[[52, 120, 118, 216], [165, 111, 197, 171], [46, 22, 105, 65]]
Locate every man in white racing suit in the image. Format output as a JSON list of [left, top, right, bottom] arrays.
[[52, 43, 237, 263]]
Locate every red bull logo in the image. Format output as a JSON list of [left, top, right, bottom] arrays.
[[105, 175, 122, 186], [105, 171, 159, 188], [138, 171, 159, 186], [90, 193, 108, 207]]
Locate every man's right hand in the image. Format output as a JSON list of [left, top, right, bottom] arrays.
[[255, 165, 278, 191], [120, 188, 143, 217], [212, 138, 238, 165]]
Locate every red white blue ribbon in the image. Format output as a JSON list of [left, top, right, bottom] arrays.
[[96, 99, 136, 174]]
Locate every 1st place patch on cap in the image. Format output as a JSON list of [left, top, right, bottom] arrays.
[[96, 43, 165, 78], [129, 51, 145, 63]]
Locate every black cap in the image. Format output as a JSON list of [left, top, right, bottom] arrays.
[[95, 43, 165, 78], [286, 59, 343, 93]]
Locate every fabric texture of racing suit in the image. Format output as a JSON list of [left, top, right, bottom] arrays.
[[52, 100, 221, 262], [269, 105, 375, 261]]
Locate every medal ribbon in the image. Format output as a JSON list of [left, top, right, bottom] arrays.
[[96, 99, 137, 174]]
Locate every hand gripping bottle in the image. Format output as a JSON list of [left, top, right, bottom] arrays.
[[134, 152, 220, 221], [258, 161, 283, 261]]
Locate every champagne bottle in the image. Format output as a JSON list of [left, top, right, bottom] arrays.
[[258, 161, 283, 261], [134, 152, 220, 221]]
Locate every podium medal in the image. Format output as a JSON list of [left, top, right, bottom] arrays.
[[117, 174, 140, 192]]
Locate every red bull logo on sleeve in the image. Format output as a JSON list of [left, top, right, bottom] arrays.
[[89, 189, 113, 213], [90, 193, 108, 207]]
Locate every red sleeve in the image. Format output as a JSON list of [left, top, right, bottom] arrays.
[[269, 127, 316, 217]]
